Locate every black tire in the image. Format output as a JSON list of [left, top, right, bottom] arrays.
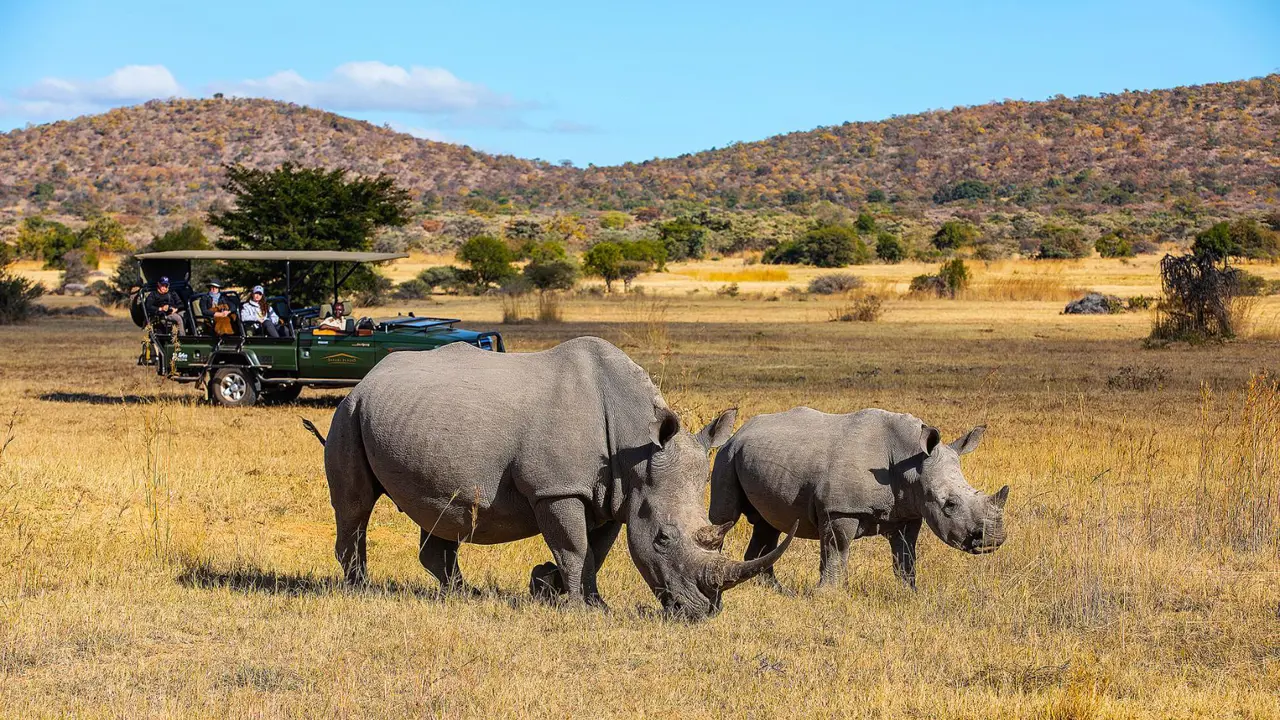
[[260, 384, 302, 405], [208, 367, 257, 407]]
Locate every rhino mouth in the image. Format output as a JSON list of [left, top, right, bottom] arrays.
[[657, 588, 722, 620], [960, 535, 1005, 554]]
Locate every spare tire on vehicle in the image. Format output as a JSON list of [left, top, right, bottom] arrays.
[[129, 293, 147, 328]]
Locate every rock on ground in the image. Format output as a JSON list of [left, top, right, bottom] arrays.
[[1064, 293, 1121, 315]]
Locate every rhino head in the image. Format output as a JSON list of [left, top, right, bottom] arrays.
[[627, 408, 795, 620], [915, 424, 1009, 554]]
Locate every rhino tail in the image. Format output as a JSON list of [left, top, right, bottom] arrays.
[[301, 417, 326, 446]]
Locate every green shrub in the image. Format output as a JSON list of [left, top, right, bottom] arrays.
[[583, 241, 624, 291], [456, 235, 516, 290], [763, 224, 859, 267], [875, 232, 905, 263], [523, 257, 579, 291], [1095, 232, 1135, 258], [618, 239, 667, 271], [939, 258, 970, 297], [1036, 224, 1089, 259], [0, 266, 44, 325], [392, 278, 432, 300], [1235, 270, 1269, 297], [417, 266, 460, 292], [933, 180, 992, 204], [932, 221, 978, 252]]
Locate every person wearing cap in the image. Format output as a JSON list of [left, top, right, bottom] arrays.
[[144, 276, 185, 333], [240, 285, 289, 338], [198, 280, 234, 320]]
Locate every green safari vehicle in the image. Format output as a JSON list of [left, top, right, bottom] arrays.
[[131, 250, 504, 407]]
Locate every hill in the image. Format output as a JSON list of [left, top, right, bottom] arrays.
[[580, 74, 1280, 214], [0, 75, 1277, 240], [0, 98, 573, 226]]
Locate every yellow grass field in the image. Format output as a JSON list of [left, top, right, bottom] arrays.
[[2, 257, 1279, 718]]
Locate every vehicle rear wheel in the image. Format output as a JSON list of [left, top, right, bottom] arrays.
[[209, 367, 257, 407], [260, 384, 302, 405]]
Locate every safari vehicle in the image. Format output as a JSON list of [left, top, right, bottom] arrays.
[[131, 250, 504, 407]]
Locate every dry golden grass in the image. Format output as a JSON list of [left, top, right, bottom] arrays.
[[672, 267, 791, 283], [2, 262, 1280, 717]]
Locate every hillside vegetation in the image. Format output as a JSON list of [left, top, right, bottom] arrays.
[[0, 75, 1277, 247]]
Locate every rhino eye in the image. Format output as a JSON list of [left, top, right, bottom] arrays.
[[942, 498, 958, 517]]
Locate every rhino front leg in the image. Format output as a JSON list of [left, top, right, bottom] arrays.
[[533, 497, 598, 606], [418, 530, 480, 596], [744, 522, 788, 593], [584, 522, 621, 605], [884, 519, 921, 591], [817, 516, 860, 589]]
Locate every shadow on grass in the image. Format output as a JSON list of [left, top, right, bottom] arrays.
[[175, 558, 534, 607], [38, 392, 169, 405]]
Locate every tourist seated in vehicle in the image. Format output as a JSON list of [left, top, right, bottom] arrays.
[[144, 276, 185, 333], [240, 285, 291, 338], [316, 301, 349, 333], [198, 280, 238, 335]]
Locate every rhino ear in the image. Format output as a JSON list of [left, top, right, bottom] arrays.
[[991, 485, 1010, 508], [651, 407, 682, 447], [949, 425, 986, 455], [920, 424, 942, 456], [694, 408, 738, 452]]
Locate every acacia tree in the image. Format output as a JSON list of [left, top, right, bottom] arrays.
[[207, 163, 410, 304], [583, 242, 623, 292]]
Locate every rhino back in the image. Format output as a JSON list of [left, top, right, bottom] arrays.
[[728, 407, 906, 537], [341, 338, 661, 542]]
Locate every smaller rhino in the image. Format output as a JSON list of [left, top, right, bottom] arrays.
[[710, 408, 1008, 590]]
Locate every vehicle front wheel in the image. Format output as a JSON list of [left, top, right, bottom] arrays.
[[209, 367, 257, 407], [260, 384, 302, 405]]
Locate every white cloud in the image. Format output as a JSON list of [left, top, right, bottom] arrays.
[[18, 65, 183, 105], [210, 61, 522, 116]]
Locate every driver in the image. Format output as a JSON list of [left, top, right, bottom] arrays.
[[144, 276, 184, 333], [317, 301, 348, 332]]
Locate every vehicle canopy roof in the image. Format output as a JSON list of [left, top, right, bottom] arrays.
[[135, 250, 409, 304], [134, 250, 407, 262]]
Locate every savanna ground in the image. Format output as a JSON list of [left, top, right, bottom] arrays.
[[2, 256, 1279, 718]]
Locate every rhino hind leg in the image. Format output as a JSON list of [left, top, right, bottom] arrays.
[[419, 530, 480, 597], [743, 523, 789, 594], [329, 472, 381, 586], [883, 519, 922, 591]]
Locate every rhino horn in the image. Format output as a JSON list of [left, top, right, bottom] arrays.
[[991, 485, 1010, 509], [705, 521, 798, 591], [693, 520, 737, 552]]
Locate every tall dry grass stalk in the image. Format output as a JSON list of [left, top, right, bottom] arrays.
[[1195, 372, 1279, 551], [137, 403, 173, 562]]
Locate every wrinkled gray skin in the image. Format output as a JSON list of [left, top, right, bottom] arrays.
[[324, 337, 793, 620], [709, 407, 1008, 591]]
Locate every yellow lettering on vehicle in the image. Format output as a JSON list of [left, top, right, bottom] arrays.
[[324, 352, 359, 365]]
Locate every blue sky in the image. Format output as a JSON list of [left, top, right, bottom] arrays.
[[1, 0, 1276, 165]]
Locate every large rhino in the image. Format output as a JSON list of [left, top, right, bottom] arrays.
[[322, 336, 793, 619], [709, 407, 1008, 591]]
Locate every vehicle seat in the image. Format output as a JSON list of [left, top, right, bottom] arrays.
[[189, 299, 213, 335], [319, 303, 333, 318]]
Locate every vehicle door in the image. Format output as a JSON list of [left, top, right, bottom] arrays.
[[297, 329, 378, 379]]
